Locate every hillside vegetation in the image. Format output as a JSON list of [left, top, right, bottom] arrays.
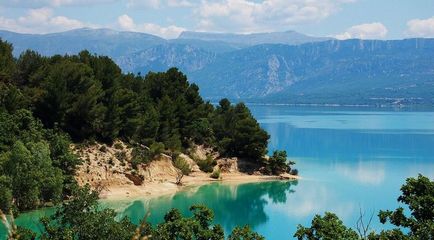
[[0, 39, 293, 214]]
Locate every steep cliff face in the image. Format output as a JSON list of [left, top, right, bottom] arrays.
[[190, 39, 434, 105], [116, 44, 217, 74], [178, 30, 332, 46]]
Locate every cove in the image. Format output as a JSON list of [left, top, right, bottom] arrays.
[[2, 105, 434, 239]]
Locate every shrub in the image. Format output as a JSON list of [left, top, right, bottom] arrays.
[[173, 157, 191, 176], [290, 169, 298, 176], [115, 151, 127, 162], [149, 142, 165, 157], [174, 156, 191, 185], [210, 169, 221, 179], [99, 145, 107, 152], [197, 155, 216, 173], [266, 150, 292, 175], [113, 142, 123, 150]]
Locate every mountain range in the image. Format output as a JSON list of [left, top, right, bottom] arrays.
[[1, 28, 433, 105]]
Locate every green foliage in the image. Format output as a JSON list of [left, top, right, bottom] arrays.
[[130, 142, 167, 169], [290, 169, 299, 176], [1, 42, 274, 162], [197, 155, 217, 173], [294, 212, 359, 240], [174, 156, 191, 176], [149, 142, 165, 156], [0, 110, 79, 212], [0, 39, 16, 83], [39, 185, 136, 240], [210, 169, 221, 179], [0, 175, 12, 212], [35, 61, 105, 140], [229, 225, 265, 240], [375, 174, 434, 239], [154, 205, 225, 240], [213, 99, 269, 161], [113, 142, 123, 150], [266, 150, 292, 175], [4, 141, 64, 210]]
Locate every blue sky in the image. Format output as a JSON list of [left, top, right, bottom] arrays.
[[0, 0, 433, 39]]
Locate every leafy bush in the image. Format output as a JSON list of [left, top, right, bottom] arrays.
[[99, 145, 107, 152], [115, 151, 127, 162], [210, 169, 221, 179], [174, 156, 191, 185], [197, 155, 216, 173], [266, 150, 292, 175], [149, 142, 165, 157], [113, 142, 123, 150], [173, 157, 191, 176], [290, 169, 299, 176]]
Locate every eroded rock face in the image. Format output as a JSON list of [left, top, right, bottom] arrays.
[[73, 141, 134, 188], [74, 142, 180, 188], [178, 153, 201, 172], [189, 145, 217, 161], [137, 154, 179, 182], [215, 158, 238, 173]]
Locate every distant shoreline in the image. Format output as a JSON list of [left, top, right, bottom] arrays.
[[207, 102, 434, 109]]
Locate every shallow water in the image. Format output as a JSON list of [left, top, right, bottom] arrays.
[[2, 106, 434, 239]]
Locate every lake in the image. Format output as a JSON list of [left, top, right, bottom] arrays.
[[2, 105, 434, 239]]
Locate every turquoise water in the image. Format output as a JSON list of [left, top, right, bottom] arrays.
[[2, 106, 434, 239]]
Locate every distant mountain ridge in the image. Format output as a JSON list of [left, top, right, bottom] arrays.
[[0, 28, 165, 57], [1, 28, 433, 105], [190, 39, 434, 105], [178, 30, 332, 46]]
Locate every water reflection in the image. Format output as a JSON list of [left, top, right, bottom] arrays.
[[335, 161, 386, 185], [107, 180, 297, 233]]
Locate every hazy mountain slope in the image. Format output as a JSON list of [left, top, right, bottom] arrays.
[[117, 43, 217, 74], [0, 28, 237, 73], [190, 39, 434, 105], [178, 30, 332, 46], [0, 28, 166, 57]]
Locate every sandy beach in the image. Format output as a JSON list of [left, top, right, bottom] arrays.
[[99, 172, 299, 200]]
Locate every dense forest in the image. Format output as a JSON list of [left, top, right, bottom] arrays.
[[0, 38, 283, 215]]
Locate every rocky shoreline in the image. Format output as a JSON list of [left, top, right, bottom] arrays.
[[73, 141, 298, 200]]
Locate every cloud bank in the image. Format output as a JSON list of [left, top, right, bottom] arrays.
[[335, 22, 388, 40]]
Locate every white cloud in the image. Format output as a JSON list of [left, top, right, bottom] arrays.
[[1, 0, 115, 8], [195, 0, 355, 32], [406, 16, 434, 38], [127, 0, 193, 9], [335, 22, 388, 40], [167, 0, 194, 7], [117, 14, 185, 38], [0, 7, 89, 33], [127, 0, 161, 8], [336, 161, 385, 185]]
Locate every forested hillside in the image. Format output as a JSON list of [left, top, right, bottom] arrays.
[[0, 39, 272, 213]]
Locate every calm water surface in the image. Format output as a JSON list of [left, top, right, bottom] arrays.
[[3, 106, 434, 239]]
